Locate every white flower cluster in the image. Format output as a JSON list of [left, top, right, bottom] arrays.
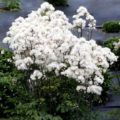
[[73, 6, 96, 29], [3, 2, 117, 95], [30, 70, 43, 80]]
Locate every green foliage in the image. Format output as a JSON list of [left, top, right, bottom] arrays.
[[45, 0, 68, 6], [99, 72, 112, 104], [103, 21, 120, 33], [0, 0, 20, 11], [103, 37, 120, 71], [112, 86, 120, 95], [9, 102, 63, 120], [29, 72, 102, 120], [0, 48, 13, 70], [104, 37, 119, 52], [111, 73, 120, 95], [0, 48, 29, 118], [0, 75, 29, 118], [80, 111, 102, 120], [34, 73, 83, 120], [103, 37, 120, 54], [107, 109, 120, 120]]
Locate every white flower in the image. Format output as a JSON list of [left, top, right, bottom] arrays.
[[76, 85, 86, 91], [76, 6, 88, 15], [30, 70, 42, 80], [7, 59, 12, 62], [1, 50, 4, 55], [73, 18, 86, 28], [87, 85, 102, 95], [94, 76, 104, 84], [73, 6, 96, 30]]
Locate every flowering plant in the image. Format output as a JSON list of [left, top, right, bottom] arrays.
[[3, 2, 117, 96], [73, 6, 96, 38], [73, 6, 96, 30]]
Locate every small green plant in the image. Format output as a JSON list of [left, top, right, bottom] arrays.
[[103, 21, 120, 33], [0, 0, 20, 11], [45, 0, 68, 6]]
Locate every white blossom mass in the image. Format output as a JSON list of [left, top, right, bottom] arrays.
[[3, 2, 117, 95]]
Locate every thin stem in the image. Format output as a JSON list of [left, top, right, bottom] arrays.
[[49, 76, 52, 114], [81, 28, 83, 37], [89, 29, 93, 40], [116, 72, 120, 86]]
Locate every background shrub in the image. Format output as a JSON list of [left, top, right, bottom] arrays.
[[103, 37, 120, 71], [103, 37, 119, 52], [1, 0, 20, 11], [103, 21, 120, 33], [45, 0, 68, 6]]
